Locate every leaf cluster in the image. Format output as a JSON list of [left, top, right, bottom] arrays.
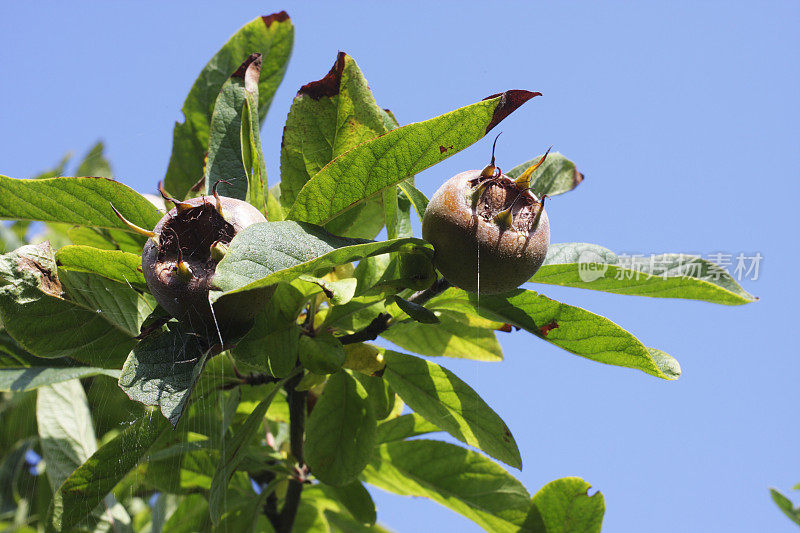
[[0, 11, 755, 533]]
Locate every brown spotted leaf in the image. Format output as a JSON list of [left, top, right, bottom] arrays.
[[280, 52, 391, 238], [427, 288, 680, 380], [164, 13, 294, 199], [286, 90, 539, 226]]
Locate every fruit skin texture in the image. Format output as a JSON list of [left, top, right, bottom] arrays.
[[422, 169, 550, 294], [141, 195, 270, 338]]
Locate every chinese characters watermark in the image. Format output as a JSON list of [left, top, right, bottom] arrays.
[[577, 250, 762, 283]]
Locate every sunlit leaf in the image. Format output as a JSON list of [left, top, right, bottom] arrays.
[[209, 377, 290, 523], [281, 52, 393, 239], [305, 370, 376, 486], [211, 220, 431, 301], [381, 310, 503, 361], [298, 333, 345, 375], [204, 53, 264, 205], [506, 152, 583, 197], [47, 410, 168, 532], [75, 141, 113, 179], [325, 481, 377, 526], [522, 477, 605, 533], [771, 487, 800, 527], [382, 350, 521, 468], [55, 245, 146, 287], [231, 282, 305, 377], [363, 439, 530, 532], [375, 412, 440, 444], [38, 379, 132, 531], [0, 366, 119, 392], [287, 90, 538, 226], [428, 288, 680, 380], [0, 175, 162, 233]]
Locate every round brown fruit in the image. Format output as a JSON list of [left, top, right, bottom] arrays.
[[117, 191, 270, 339], [422, 157, 550, 294]]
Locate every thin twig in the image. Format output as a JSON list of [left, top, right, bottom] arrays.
[[220, 373, 280, 390], [337, 278, 452, 345], [277, 369, 306, 533]]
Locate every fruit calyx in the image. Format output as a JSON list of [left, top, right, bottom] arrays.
[[467, 140, 550, 234]]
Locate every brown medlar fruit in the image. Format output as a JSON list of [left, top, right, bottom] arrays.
[[112, 184, 269, 338], [422, 141, 550, 294]]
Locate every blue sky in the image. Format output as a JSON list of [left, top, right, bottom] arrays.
[[2, 1, 799, 531]]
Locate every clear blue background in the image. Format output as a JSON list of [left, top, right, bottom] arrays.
[[1, 2, 798, 531]]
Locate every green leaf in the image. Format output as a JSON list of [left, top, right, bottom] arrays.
[[280, 52, 391, 239], [363, 440, 531, 532], [65, 225, 148, 255], [37, 380, 132, 532], [209, 376, 290, 523], [0, 175, 162, 231], [117, 325, 211, 426], [142, 434, 218, 493], [287, 90, 539, 226], [75, 141, 113, 178], [161, 494, 209, 533], [342, 343, 386, 376], [345, 251, 436, 299], [0, 366, 119, 392], [58, 269, 153, 337], [381, 310, 503, 361], [211, 220, 431, 300], [164, 13, 294, 199], [428, 288, 680, 380], [353, 372, 395, 420], [241, 88, 268, 213], [299, 274, 358, 305], [522, 477, 605, 533], [47, 411, 168, 532], [31, 152, 71, 180], [382, 350, 520, 469], [531, 242, 757, 305], [305, 370, 376, 486], [506, 152, 583, 197], [299, 333, 346, 375], [397, 181, 429, 223], [36, 380, 98, 491], [375, 412, 440, 444], [0, 243, 137, 366], [231, 282, 304, 377], [55, 245, 146, 287], [391, 295, 440, 324], [771, 488, 800, 527], [326, 481, 377, 526], [204, 53, 263, 203]]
